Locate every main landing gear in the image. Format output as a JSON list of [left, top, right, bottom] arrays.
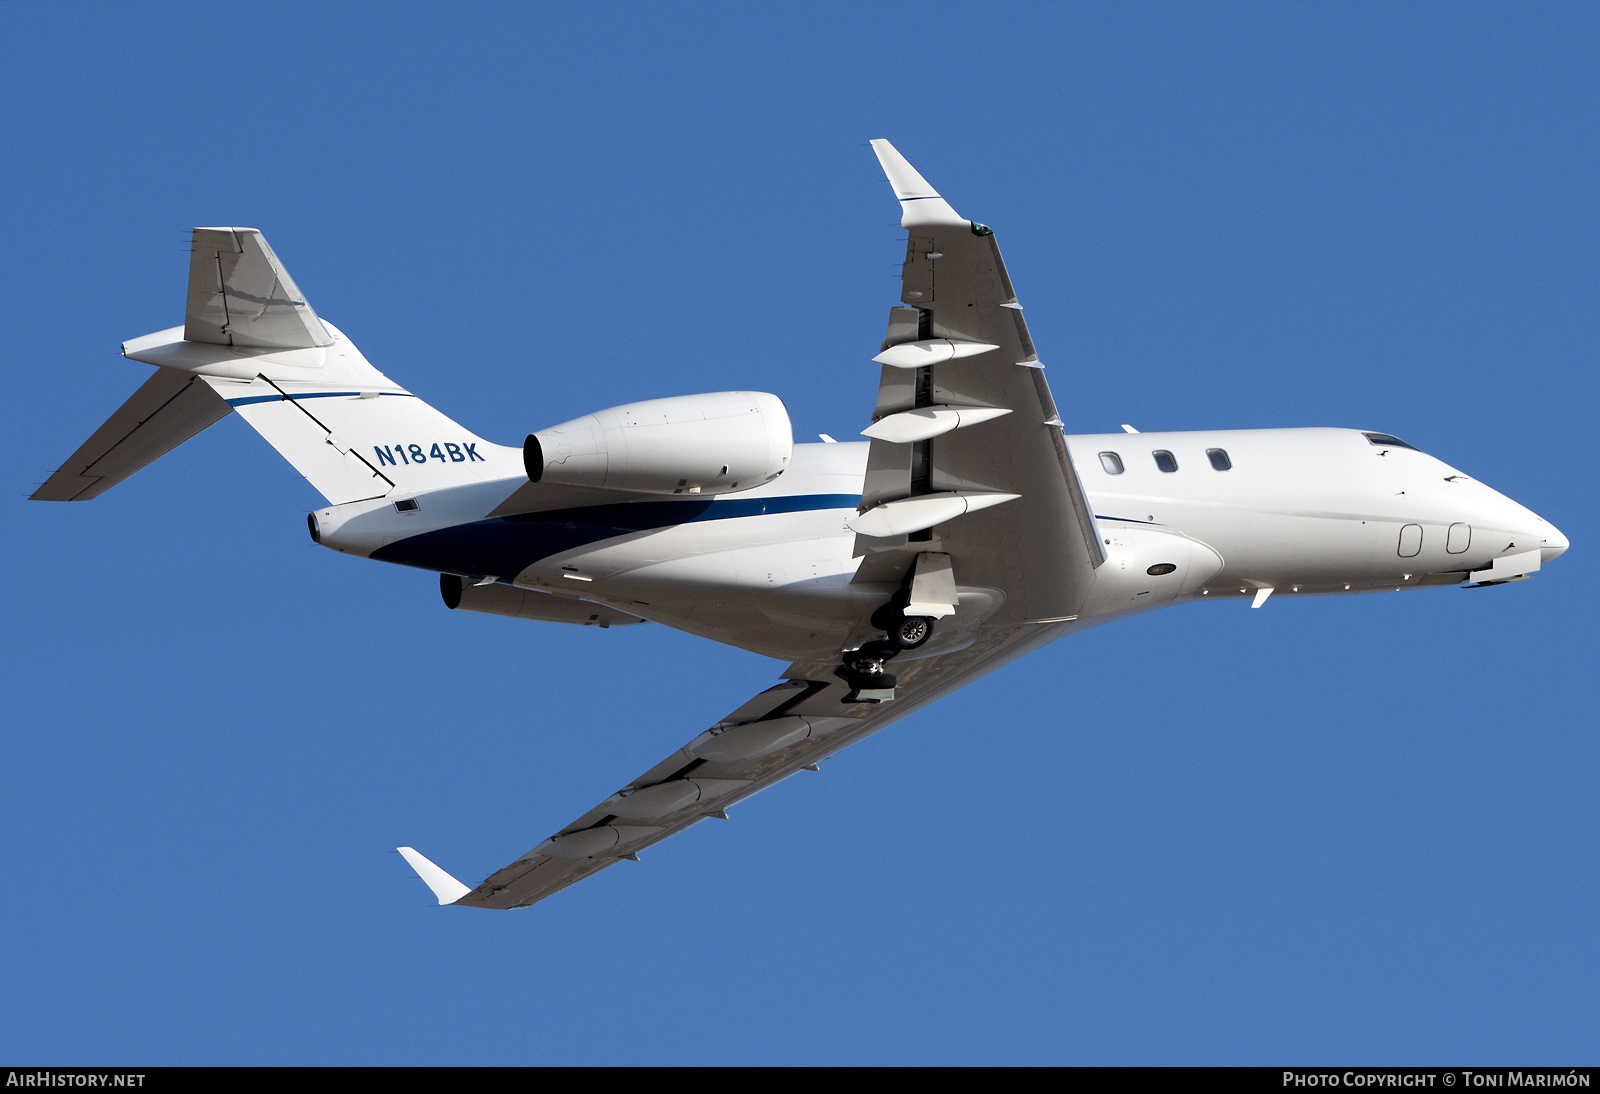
[[836, 607, 936, 704]]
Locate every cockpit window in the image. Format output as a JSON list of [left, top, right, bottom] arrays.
[[1363, 432, 1419, 451], [1153, 450, 1178, 473], [1206, 448, 1232, 471], [1098, 451, 1124, 475]]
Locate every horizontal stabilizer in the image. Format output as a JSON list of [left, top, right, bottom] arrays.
[[398, 847, 470, 905], [187, 228, 332, 350], [31, 368, 231, 501]]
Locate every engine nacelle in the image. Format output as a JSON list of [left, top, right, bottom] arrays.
[[524, 391, 792, 495]]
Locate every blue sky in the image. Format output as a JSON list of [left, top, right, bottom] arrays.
[[2, 2, 1595, 1064]]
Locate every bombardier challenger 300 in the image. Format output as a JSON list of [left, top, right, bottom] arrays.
[[33, 141, 1568, 908]]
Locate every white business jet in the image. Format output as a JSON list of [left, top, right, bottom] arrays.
[[34, 141, 1568, 909]]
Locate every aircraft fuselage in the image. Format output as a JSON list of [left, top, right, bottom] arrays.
[[311, 425, 1566, 662]]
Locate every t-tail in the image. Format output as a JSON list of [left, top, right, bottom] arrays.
[[31, 227, 516, 505]]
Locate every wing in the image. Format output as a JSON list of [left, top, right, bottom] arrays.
[[452, 621, 1071, 908], [850, 139, 1103, 628], [405, 143, 1103, 909]]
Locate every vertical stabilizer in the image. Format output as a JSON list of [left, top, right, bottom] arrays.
[[186, 228, 333, 350], [35, 227, 521, 505]]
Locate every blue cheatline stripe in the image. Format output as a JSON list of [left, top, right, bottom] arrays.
[[370, 492, 861, 578], [1095, 514, 1160, 525], [670, 492, 860, 526], [225, 391, 415, 407]]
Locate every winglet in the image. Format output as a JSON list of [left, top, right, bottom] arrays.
[[869, 139, 970, 229], [397, 846, 472, 905]]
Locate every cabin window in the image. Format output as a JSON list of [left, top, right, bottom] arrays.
[[1363, 432, 1420, 451], [1398, 524, 1423, 558], [1098, 451, 1124, 475], [1206, 448, 1232, 471], [1153, 450, 1178, 473]]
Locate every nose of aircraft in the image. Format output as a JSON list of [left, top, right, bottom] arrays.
[[1537, 517, 1570, 563], [1428, 451, 1568, 568], [1466, 478, 1568, 566]]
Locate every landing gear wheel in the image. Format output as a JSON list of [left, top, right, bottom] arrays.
[[838, 641, 898, 693], [853, 639, 899, 665], [834, 663, 898, 692], [893, 615, 933, 650]]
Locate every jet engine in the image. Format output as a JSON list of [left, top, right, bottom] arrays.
[[524, 391, 792, 495]]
